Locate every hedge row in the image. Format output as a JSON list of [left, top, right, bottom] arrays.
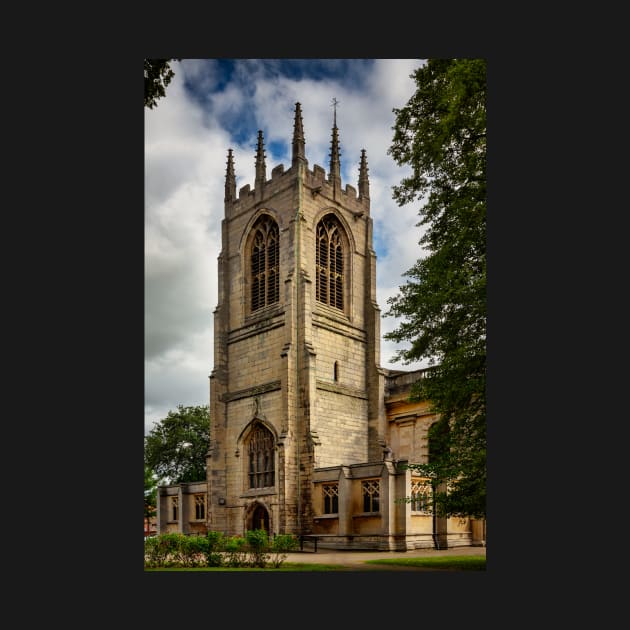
[[144, 529, 299, 568]]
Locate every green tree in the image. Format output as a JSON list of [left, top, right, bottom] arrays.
[[386, 58, 486, 519], [144, 404, 210, 483], [144, 464, 157, 535], [144, 59, 179, 109]]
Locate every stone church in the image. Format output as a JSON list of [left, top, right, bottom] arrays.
[[156, 103, 486, 550]]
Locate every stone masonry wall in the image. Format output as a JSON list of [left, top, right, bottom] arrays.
[[312, 389, 368, 468]]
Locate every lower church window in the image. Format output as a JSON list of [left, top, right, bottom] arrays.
[[170, 496, 179, 521], [362, 480, 380, 513], [323, 483, 338, 514], [410, 479, 432, 514], [194, 494, 206, 520], [248, 424, 275, 489]]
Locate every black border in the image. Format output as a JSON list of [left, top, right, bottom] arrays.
[[27, 13, 583, 620]]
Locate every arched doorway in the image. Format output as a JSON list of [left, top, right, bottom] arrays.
[[251, 504, 270, 533]]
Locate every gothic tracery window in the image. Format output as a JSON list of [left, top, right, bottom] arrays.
[[170, 496, 179, 521], [251, 216, 279, 312], [362, 480, 380, 513], [410, 479, 432, 514], [248, 424, 275, 489], [194, 494, 206, 520], [323, 483, 339, 514], [316, 215, 344, 310]]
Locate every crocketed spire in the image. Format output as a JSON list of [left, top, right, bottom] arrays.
[[358, 148, 370, 199], [225, 148, 236, 203], [328, 119, 341, 187], [292, 102, 307, 167], [255, 130, 266, 185]]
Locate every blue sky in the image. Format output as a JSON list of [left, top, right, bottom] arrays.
[[145, 58, 429, 434]]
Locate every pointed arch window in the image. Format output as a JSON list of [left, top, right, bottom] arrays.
[[170, 496, 179, 522], [316, 215, 344, 310], [410, 479, 432, 514], [194, 494, 206, 520], [251, 216, 279, 312], [362, 480, 380, 513], [323, 483, 339, 514], [248, 424, 275, 489]]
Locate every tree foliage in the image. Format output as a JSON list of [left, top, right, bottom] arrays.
[[144, 59, 178, 109], [144, 404, 210, 484], [386, 59, 486, 519]]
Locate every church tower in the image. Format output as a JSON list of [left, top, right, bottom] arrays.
[[207, 103, 387, 537]]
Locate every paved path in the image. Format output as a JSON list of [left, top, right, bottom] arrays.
[[281, 545, 486, 570]]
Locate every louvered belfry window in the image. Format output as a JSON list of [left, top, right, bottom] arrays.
[[316, 215, 344, 310], [251, 216, 279, 312]]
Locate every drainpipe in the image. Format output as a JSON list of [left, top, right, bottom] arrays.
[[432, 479, 439, 550]]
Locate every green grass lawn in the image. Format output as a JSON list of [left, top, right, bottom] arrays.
[[145, 556, 485, 571], [365, 555, 486, 570], [145, 563, 351, 571]]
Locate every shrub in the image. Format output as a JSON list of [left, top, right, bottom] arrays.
[[245, 529, 270, 568], [184, 534, 209, 567], [144, 533, 208, 567], [144, 530, 298, 569], [224, 535, 248, 567], [205, 530, 225, 567], [269, 534, 299, 568], [144, 533, 184, 567], [144, 535, 162, 567]]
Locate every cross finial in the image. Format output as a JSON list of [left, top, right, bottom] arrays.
[[331, 97, 340, 126]]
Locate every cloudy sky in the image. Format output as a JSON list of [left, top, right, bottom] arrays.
[[145, 58, 430, 435]]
